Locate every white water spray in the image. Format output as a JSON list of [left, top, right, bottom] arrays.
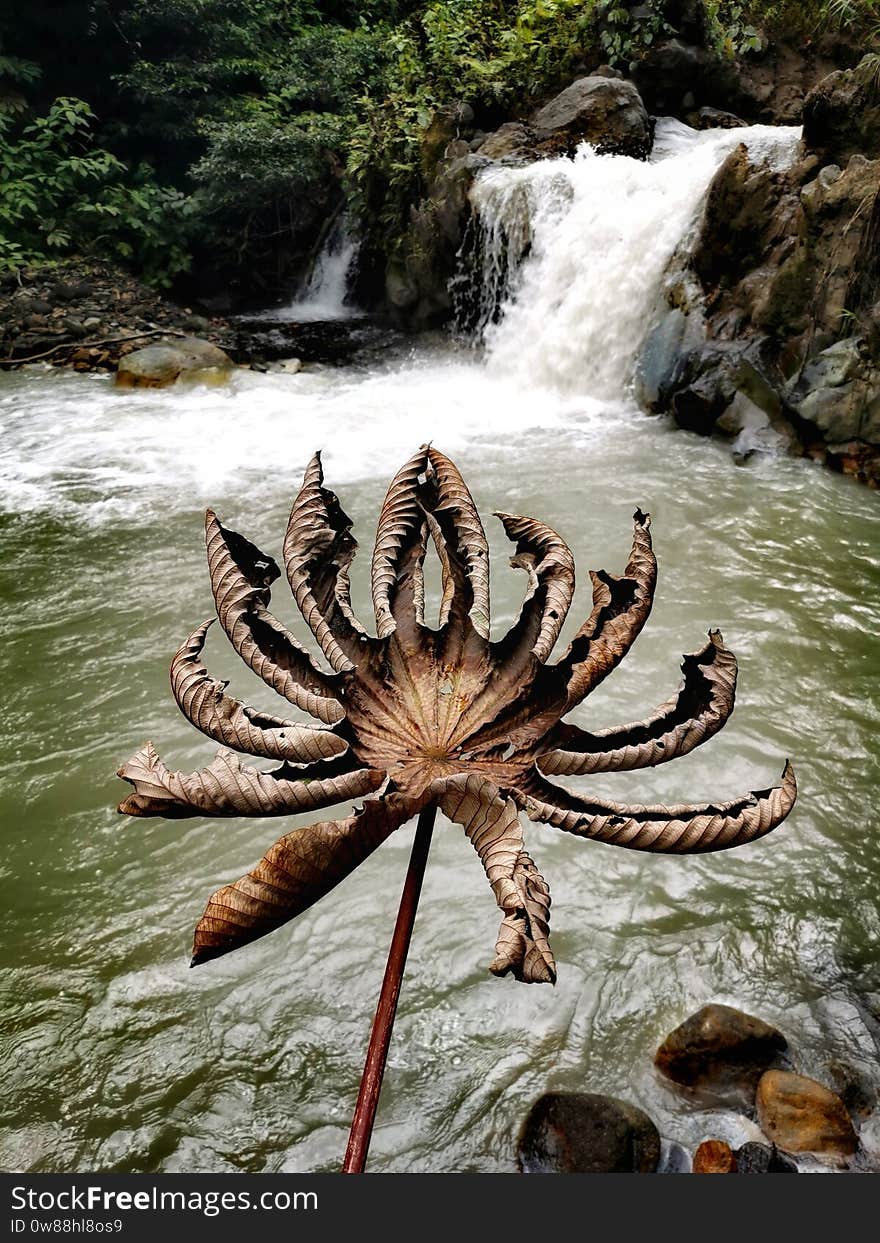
[[469, 119, 801, 397], [274, 215, 359, 321]]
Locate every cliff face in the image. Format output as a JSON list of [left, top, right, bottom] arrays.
[[638, 60, 880, 487]]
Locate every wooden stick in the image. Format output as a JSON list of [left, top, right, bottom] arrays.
[[342, 802, 437, 1174], [2, 328, 190, 368]]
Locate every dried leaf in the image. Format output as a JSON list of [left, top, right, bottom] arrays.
[[556, 509, 656, 709], [117, 743, 384, 819], [171, 620, 349, 762], [541, 630, 737, 775], [284, 452, 366, 671], [119, 449, 796, 981], [191, 791, 421, 965], [437, 774, 556, 983], [205, 509, 344, 723], [517, 763, 797, 854]]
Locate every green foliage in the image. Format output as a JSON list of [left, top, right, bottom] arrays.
[[0, 96, 191, 282], [711, 0, 880, 44], [826, 0, 880, 41], [704, 3, 763, 57], [595, 1, 671, 67], [0, 1, 875, 292], [345, 1, 601, 250]]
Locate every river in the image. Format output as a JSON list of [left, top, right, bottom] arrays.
[[1, 122, 879, 1174]]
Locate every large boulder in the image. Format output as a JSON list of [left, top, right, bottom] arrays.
[[517, 1093, 661, 1173], [532, 76, 652, 159], [756, 1071, 858, 1157], [803, 59, 880, 166], [632, 38, 740, 118], [786, 337, 880, 444], [655, 1003, 787, 1089], [115, 336, 232, 388]]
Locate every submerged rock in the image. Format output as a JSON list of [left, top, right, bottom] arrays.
[[655, 1003, 787, 1089], [532, 76, 652, 159], [115, 336, 232, 388], [693, 1139, 738, 1173], [735, 1141, 798, 1173], [756, 1070, 858, 1157], [517, 1093, 660, 1173]]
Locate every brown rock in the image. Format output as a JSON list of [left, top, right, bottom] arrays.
[[693, 1140, 737, 1173], [115, 336, 232, 388], [803, 59, 880, 166], [517, 1093, 660, 1173], [655, 1003, 787, 1088], [756, 1071, 858, 1156]]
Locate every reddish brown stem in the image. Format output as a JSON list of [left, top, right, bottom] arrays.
[[342, 802, 437, 1173]]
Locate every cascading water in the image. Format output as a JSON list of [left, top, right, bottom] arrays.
[[465, 119, 801, 398], [273, 214, 359, 321]]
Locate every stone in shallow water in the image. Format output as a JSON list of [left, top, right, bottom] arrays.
[[517, 1093, 660, 1173], [756, 1071, 857, 1157], [735, 1141, 798, 1174], [693, 1139, 737, 1173], [115, 337, 232, 388], [654, 1003, 787, 1089]]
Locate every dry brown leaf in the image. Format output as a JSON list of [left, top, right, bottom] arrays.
[[118, 450, 796, 978]]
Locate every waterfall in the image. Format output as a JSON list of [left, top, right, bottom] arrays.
[[465, 119, 801, 398], [275, 215, 359, 321]]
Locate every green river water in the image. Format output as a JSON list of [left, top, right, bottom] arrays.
[[0, 347, 878, 1172]]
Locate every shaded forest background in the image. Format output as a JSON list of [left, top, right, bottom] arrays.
[[1, 1, 876, 302]]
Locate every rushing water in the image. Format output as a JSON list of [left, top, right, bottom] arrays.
[[271, 217, 359, 323], [1, 125, 880, 1175], [470, 120, 800, 394]]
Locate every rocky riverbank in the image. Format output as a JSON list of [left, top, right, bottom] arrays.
[[0, 258, 235, 371], [517, 1003, 876, 1173], [636, 58, 880, 488]]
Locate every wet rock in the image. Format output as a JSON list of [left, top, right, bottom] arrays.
[[686, 105, 748, 130], [476, 122, 538, 163], [532, 76, 652, 159], [632, 38, 739, 117], [517, 1093, 660, 1173], [17, 296, 52, 315], [756, 1070, 858, 1156], [183, 314, 212, 334], [115, 336, 232, 388], [803, 59, 880, 166], [655, 1003, 787, 1088], [786, 338, 880, 444], [385, 149, 478, 326], [693, 1139, 737, 1173], [657, 1138, 691, 1173], [50, 280, 92, 303], [635, 308, 703, 412], [420, 103, 476, 179], [735, 1141, 798, 1174]]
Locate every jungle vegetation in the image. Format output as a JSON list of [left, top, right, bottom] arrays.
[[0, 1, 875, 292]]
